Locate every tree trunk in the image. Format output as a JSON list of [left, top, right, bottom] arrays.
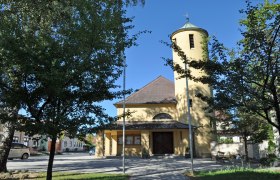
[[46, 135, 57, 180], [243, 136, 249, 162], [276, 129, 280, 156], [0, 121, 15, 172]]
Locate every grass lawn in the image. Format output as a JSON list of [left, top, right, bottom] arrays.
[[186, 168, 280, 180], [0, 171, 129, 180], [37, 172, 129, 180]]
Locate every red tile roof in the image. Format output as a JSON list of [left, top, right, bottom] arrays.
[[115, 76, 176, 105]]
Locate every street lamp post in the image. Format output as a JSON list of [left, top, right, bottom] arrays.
[[122, 53, 126, 174], [185, 62, 194, 172]]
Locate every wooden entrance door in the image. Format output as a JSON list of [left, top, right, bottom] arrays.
[[152, 132, 174, 154]]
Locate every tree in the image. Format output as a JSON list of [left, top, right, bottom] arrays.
[[236, 0, 280, 133], [216, 109, 269, 161], [166, 1, 280, 144], [0, 107, 18, 172], [85, 134, 95, 147], [0, 0, 144, 178]]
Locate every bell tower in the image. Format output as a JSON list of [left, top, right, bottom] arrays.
[[171, 19, 213, 157]]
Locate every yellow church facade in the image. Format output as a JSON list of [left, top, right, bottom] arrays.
[[95, 20, 214, 158]]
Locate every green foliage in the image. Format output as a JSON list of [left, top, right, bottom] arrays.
[[84, 134, 95, 146], [260, 153, 278, 167], [259, 157, 271, 167], [141, 148, 150, 159], [0, 0, 139, 137], [39, 172, 129, 180], [268, 140, 277, 153], [191, 168, 280, 180], [236, 111, 269, 143], [124, 0, 145, 6], [0, 0, 145, 176], [210, 0, 280, 133], [267, 126, 277, 153], [0, 171, 129, 180], [218, 137, 233, 144]]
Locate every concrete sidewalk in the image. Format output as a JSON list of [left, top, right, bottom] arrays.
[[113, 157, 232, 180], [120, 157, 263, 180]]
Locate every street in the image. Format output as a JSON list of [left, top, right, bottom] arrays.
[[7, 153, 224, 179]]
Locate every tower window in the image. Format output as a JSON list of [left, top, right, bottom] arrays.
[[189, 34, 194, 49]]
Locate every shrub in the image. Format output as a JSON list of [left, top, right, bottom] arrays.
[[260, 154, 278, 167], [141, 149, 150, 159], [260, 157, 270, 167], [218, 138, 233, 144]]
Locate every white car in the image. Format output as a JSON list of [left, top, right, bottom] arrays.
[[8, 143, 30, 159]]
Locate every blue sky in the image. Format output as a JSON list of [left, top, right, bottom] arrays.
[[101, 0, 259, 116]]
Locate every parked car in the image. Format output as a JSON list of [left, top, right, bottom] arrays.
[[8, 143, 30, 159]]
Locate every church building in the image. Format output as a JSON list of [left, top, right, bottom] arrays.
[[95, 20, 214, 158]]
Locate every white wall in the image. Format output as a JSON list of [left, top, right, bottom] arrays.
[[60, 137, 85, 152], [210, 141, 269, 159]]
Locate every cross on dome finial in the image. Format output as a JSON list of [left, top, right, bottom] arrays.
[[185, 13, 189, 23]]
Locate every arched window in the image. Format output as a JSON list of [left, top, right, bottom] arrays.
[[153, 113, 172, 120]]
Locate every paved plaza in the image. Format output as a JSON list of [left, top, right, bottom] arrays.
[[7, 153, 252, 180]]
